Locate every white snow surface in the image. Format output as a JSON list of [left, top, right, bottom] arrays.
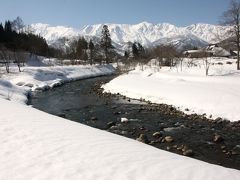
[[103, 58, 240, 121]]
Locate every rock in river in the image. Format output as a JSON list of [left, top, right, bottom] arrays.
[[183, 149, 194, 157], [152, 132, 162, 138], [213, 134, 224, 143], [90, 116, 98, 121], [164, 136, 174, 143], [136, 134, 150, 144]]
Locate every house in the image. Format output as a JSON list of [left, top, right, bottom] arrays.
[[205, 44, 231, 57], [183, 50, 213, 58], [183, 44, 232, 58]]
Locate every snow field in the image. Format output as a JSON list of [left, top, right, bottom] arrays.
[[103, 58, 240, 121]]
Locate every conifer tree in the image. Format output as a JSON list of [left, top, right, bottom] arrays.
[[89, 39, 95, 65], [132, 42, 139, 59], [77, 37, 88, 60], [100, 25, 112, 64], [4, 21, 12, 32]]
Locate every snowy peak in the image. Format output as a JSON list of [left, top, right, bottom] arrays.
[[185, 23, 231, 43], [31, 23, 79, 43], [31, 22, 231, 49]]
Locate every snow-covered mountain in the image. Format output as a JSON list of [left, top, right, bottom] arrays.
[[31, 22, 231, 51]]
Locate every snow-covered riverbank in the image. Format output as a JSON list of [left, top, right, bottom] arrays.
[[0, 64, 115, 104], [103, 58, 240, 122], [0, 62, 240, 179]]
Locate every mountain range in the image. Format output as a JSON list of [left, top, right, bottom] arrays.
[[31, 22, 231, 52]]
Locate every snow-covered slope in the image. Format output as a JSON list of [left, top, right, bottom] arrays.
[[32, 23, 79, 45], [185, 23, 230, 43], [31, 22, 231, 49]]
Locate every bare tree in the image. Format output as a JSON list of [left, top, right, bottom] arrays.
[[0, 45, 10, 73], [11, 16, 25, 33], [176, 56, 184, 72], [13, 51, 27, 72], [221, 0, 240, 70], [202, 51, 212, 76], [153, 45, 177, 68], [153, 46, 163, 68]]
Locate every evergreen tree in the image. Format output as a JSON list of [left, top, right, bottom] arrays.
[[0, 23, 4, 42], [132, 42, 145, 59], [89, 39, 95, 65], [137, 43, 145, 58], [132, 42, 139, 59], [100, 25, 112, 64], [4, 21, 12, 32], [77, 37, 88, 60], [0, 23, 3, 32], [124, 51, 129, 59]]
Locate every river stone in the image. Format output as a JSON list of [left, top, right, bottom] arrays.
[[24, 83, 34, 88], [164, 136, 174, 143], [91, 116, 98, 121], [107, 121, 116, 129], [111, 106, 117, 109], [213, 134, 224, 143], [58, 114, 66, 118], [149, 141, 156, 145], [154, 137, 163, 143], [221, 145, 226, 150], [232, 145, 240, 155], [152, 132, 162, 138], [136, 134, 149, 144], [121, 117, 129, 123], [114, 111, 121, 115], [163, 127, 180, 132], [215, 117, 222, 122], [120, 131, 128, 135], [16, 82, 25, 86], [183, 149, 194, 157], [176, 145, 184, 151]]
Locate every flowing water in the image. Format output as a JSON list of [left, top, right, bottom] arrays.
[[28, 75, 240, 170]]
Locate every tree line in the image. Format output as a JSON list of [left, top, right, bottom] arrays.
[[0, 17, 51, 56]]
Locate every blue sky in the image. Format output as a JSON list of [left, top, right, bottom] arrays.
[[0, 0, 229, 28]]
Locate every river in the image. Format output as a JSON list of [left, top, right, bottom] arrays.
[[28, 75, 240, 170]]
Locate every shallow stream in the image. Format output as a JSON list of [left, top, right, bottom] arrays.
[[28, 75, 240, 170]]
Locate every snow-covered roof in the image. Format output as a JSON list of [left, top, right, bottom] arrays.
[[206, 45, 230, 57]]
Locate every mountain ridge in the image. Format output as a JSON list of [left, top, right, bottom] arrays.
[[31, 22, 231, 51]]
